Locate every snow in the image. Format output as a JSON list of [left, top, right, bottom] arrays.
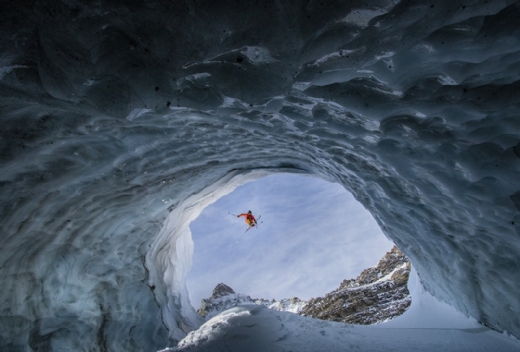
[[1, 1, 520, 351], [199, 292, 272, 320], [160, 269, 520, 351], [268, 298, 306, 314]]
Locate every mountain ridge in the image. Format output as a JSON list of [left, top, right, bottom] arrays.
[[197, 245, 411, 324]]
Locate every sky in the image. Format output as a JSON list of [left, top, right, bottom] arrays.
[[186, 173, 394, 306]]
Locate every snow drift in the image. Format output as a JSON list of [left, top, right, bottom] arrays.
[[162, 270, 520, 352], [1, 1, 520, 351]]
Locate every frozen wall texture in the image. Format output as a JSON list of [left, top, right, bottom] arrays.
[[1, 0, 519, 350]]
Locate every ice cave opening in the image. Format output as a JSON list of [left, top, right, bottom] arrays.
[[2, 0, 520, 351], [186, 173, 394, 306]]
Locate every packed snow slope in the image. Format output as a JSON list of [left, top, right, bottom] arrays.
[[163, 270, 520, 352], [1, 0, 520, 351]]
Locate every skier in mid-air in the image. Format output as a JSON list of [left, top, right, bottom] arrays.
[[237, 210, 258, 228]]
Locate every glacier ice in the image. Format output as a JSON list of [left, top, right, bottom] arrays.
[[1, 0, 520, 351]]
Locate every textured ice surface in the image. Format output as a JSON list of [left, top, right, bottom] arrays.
[[1, 1, 520, 351]]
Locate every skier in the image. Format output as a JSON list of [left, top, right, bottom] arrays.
[[237, 210, 258, 228]]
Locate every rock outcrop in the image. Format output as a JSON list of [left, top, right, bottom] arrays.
[[197, 284, 273, 319], [210, 283, 236, 299], [300, 246, 411, 324]]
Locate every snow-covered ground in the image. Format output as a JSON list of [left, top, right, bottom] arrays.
[[160, 270, 520, 351]]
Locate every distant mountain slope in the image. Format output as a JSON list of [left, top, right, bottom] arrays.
[[300, 245, 411, 324], [197, 283, 272, 320], [196, 246, 410, 324]]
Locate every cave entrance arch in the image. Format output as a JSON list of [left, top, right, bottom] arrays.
[[144, 169, 399, 337], [186, 173, 394, 307]]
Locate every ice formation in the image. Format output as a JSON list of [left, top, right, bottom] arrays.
[[1, 1, 520, 351]]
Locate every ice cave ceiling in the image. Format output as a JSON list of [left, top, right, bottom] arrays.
[[1, 0, 519, 351]]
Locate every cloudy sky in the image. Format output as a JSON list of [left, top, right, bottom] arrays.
[[186, 173, 394, 306]]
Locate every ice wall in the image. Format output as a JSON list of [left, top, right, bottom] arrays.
[[1, 1, 519, 350]]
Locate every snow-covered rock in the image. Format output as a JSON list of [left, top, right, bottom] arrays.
[[197, 284, 306, 319], [197, 246, 410, 324], [268, 297, 307, 314], [301, 246, 411, 324], [197, 283, 272, 320], [1, 1, 520, 350]]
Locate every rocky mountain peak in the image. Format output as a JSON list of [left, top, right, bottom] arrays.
[[197, 283, 272, 319], [341, 245, 409, 289], [301, 245, 411, 324], [197, 246, 411, 325], [211, 283, 236, 299]]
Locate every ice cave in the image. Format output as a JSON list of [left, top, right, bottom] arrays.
[[1, 1, 520, 351]]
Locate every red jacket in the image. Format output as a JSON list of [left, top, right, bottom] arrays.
[[238, 213, 256, 224]]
